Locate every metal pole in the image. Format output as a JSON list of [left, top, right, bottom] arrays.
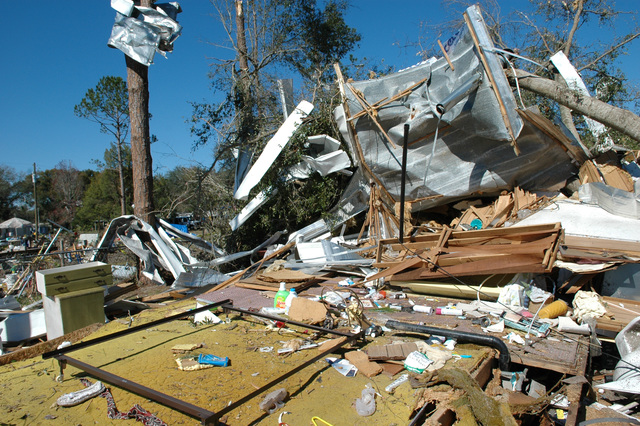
[[32, 163, 38, 238], [56, 355, 217, 423], [43, 300, 233, 359], [399, 124, 409, 244]]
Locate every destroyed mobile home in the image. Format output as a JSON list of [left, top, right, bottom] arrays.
[[2, 4, 640, 426]]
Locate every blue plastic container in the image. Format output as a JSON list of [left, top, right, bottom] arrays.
[[198, 354, 229, 367]]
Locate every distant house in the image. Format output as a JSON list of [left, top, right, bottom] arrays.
[[0, 217, 35, 239]]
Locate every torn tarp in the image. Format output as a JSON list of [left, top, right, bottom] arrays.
[[108, 2, 182, 66], [335, 5, 576, 212]]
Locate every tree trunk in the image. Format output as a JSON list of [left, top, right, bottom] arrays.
[[555, 0, 584, 143], [508, 68, 640, 143], [116, 139, 126, 216], [235, 0, 249, 73], [125, 0, 155, 227], [235, 0, 253, 144]]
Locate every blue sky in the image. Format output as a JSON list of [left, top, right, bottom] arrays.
[[0, 1, 637, 177]]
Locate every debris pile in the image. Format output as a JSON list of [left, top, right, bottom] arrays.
[[2, 4, 640, 425]]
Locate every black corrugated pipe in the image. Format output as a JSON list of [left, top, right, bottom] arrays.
[[385, 319, 511, 370]]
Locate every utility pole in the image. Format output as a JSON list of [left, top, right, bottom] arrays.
[[32, 163, 39, 238], [126, 0, 155, 228]]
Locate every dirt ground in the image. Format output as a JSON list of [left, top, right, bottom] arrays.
[[0, 299, 439, 425]]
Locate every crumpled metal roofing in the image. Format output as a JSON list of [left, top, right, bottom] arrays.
[[335, 5, 577, 212], [108, 2, 182, 66]]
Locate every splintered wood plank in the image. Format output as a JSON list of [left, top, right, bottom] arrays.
[[596, 296, 640, 332], [365, 256, 424, 282], [428, 227, 452, 266], [508, 335, 589, 376], [562, 235, 640, 257], [235, 277, 319, 293], [384, 224, 561, 251], [205, 240, 296, 293], [579, 160, 603, 185], [365, 342, 419, 360], [565, 382, 585, 426], [393, 235, 552, 253], [435, 235, 557, 256], [487, 194, 514, 226], [558, 273, 594, 295], [599, 163, 634, 192], [418, 254, 545, 278], [140, 288, 190, 302], [380, 223, 560, 244]]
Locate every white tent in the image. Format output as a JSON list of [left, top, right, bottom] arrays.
[[0, 217, 35, 239]]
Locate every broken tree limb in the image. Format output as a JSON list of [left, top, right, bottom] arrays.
[[507, 68, 640, 143]]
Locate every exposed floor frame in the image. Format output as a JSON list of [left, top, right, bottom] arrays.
[[43, 299, 363, 425]]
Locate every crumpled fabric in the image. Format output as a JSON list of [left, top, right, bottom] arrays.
[[528, 285, 553, 304], [572, 290, 607, 322], [498, 284, 524, 307], [415, 341, 453, 371]]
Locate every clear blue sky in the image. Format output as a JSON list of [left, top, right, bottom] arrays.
[[0, 1, 637, 177]]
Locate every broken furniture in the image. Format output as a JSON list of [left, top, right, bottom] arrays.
[[0, 309, 46, 344], [36, 262, 110, 340]]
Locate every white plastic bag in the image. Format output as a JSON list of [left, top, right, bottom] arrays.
[[355, 384, 376, 416], [497, 284, 524, 307]]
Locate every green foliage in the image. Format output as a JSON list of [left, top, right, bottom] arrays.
[[227, 87, 351, 252], [10, 172, 36, 218], [0, 165, 22, 219], [92, 142, 132, 171], [188, 0, 360, 255], [188, 97, 234, 152], [73, 169, 130, 229], [154, 166, 201, 217], [31, 161, 89, 228], [75, 76, 132, 219], [74, 76, 129, 140], [279, 0, 361, 85]]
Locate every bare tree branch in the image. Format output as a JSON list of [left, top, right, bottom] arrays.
[[578, 31, 640, 72]]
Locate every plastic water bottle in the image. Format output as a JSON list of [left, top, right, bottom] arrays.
[[285, 288, 298, 315]]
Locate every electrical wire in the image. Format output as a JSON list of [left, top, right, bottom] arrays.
[[503, 52, 527, 110], [484, 47, 544, 68]]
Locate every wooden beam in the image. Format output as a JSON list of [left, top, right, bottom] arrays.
[[333, 63, 395, 203], [349, 77, 429, 121], [438, 39, 455, 71], [347, 83, 397, 148]]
